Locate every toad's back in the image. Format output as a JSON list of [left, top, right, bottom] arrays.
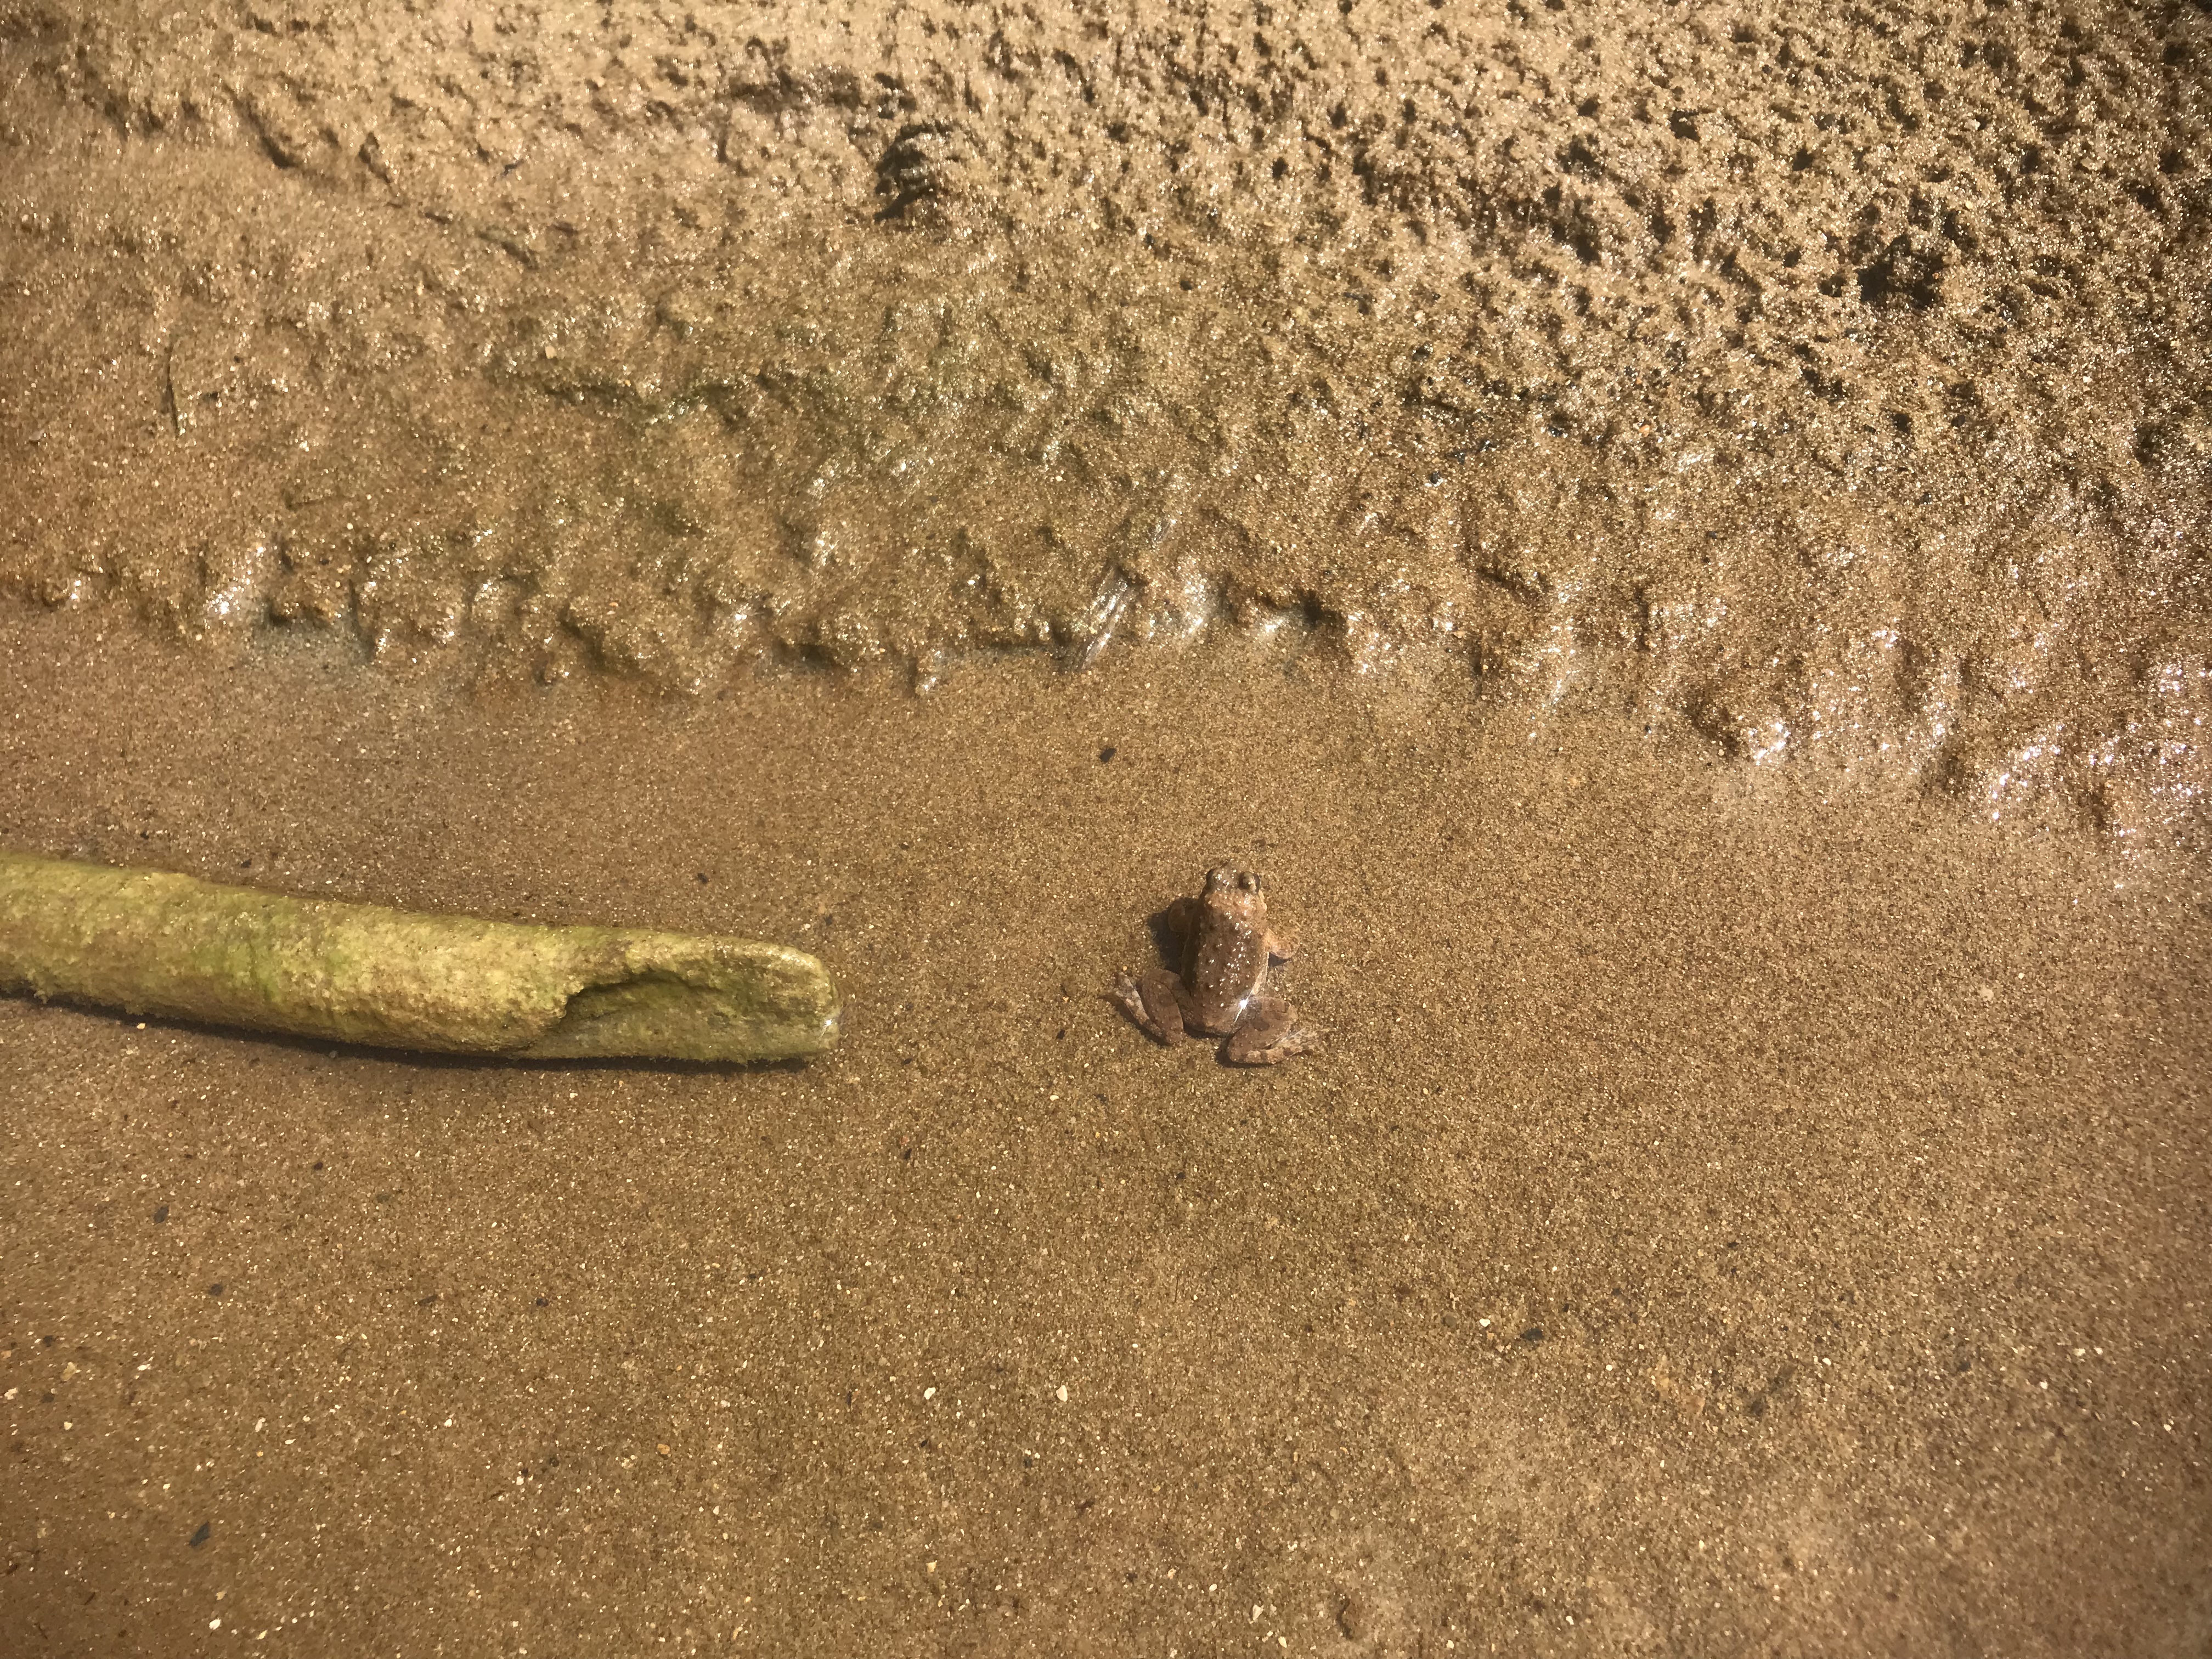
[[1182, 904, 1268, 1034]]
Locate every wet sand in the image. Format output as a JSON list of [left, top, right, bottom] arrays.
[[3, 608, 2208, 1655], [6, 3, 2210, 831], [5, 1, 2211, 1651]]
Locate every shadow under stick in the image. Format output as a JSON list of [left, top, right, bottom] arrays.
[[0, 853, 840, 1062]]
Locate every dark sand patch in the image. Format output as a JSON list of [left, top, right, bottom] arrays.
[[3, 610, 2207, 1655]]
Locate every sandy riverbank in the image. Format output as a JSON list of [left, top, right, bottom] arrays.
[[3, 1, 2210, 1651]]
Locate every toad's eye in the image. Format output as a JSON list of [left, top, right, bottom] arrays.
[[1239, 872, 1259, 891]]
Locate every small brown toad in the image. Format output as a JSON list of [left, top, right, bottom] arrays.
[[1113, 865, 1318, 1065]]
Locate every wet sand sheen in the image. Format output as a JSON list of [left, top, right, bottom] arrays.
[[7, 4, 2209, 834], [2, 610, 2207, 1655]]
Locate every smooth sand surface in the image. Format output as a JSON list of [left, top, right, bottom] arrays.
[[3, 610, 2207, 1655]]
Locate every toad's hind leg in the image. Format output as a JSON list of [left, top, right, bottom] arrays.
[[1114, 967, 1195, 1046], [1223, 996, 1319, 1065]]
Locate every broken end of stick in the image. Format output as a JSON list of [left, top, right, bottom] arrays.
[[517, 940, 842, 1064]]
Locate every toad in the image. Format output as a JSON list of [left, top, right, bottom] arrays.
[[1113, 866, 1317, 1065]]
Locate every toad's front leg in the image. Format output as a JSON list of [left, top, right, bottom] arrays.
[[1113, 967, 1198, 1046]]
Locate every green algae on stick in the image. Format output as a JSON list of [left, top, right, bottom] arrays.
[[0, 853, 839, 1062]]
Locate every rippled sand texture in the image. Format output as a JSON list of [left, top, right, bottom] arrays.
[[3, 1, 2209, 830]]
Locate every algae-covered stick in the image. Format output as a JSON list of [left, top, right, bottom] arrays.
[[0, 853, 839, 1062]]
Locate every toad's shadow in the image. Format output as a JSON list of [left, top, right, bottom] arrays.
[[1142, 904, 1186, 969]]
